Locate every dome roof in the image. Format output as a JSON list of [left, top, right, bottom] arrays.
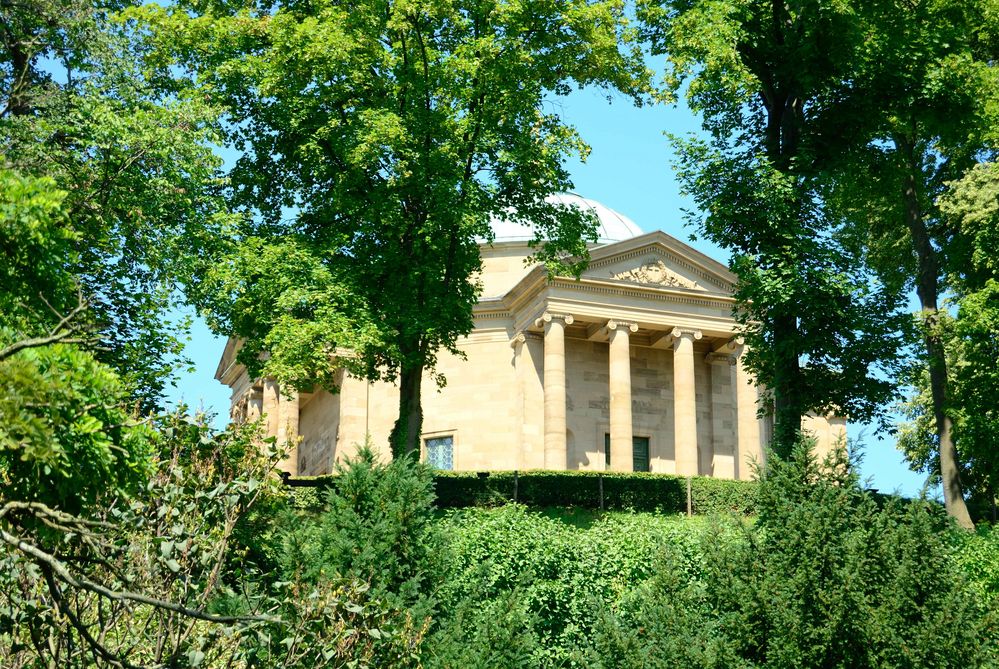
[[488, 193, 643, 245]]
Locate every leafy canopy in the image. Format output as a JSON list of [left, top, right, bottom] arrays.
[[640, 0, 909, 448], [1, 0, 234, 404], [132, 0, 650, 450]]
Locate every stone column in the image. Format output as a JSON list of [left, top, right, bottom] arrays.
[[706, 352, 737, 479], [520, 332, 546, 469], [276, 387, 300, 475], [672, 328, 702, 476], [262, 379, 280, 438], [511, 334, 526, 471], [245, 385, 263, 423], [608, 320, 638, 472], [735, 347, 763, 480], [511, 333, 548, 470], [537, 312, 572, 470]]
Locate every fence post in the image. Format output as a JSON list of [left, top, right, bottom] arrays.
[[599, 474, 605, 511], [513, 470, 519, 503], [686, 476, 693, 517]]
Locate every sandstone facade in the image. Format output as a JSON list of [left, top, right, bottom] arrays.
[[216, 201, 845, 479]]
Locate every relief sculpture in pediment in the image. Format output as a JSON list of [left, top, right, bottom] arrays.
[[610, 257, 699, 289]]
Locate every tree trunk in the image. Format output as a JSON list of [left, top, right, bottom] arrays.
[[771, 312, 803, 459], [765, 90, 805, 461], [7, 42, 34, 117], [898, 138, 974, 530], [389, 363, 424, 459]]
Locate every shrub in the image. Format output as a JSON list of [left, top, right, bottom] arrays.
[[432, 469, 759, 514], [586, 439, 995, 668], [321, 468, 762, 515], [279, 445, 441, 618], [433, 505, 716, 667], [954, 524, 999, 610], [423, 589, 539, 669]]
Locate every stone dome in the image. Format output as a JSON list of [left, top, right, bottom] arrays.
[[488, 193, 643, 245]]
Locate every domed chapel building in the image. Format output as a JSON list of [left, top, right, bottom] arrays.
[[216, 194, 845, 479]]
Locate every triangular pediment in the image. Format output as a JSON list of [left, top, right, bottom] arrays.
[[215, 337, 243, 384], [582, 231, 736, 294]]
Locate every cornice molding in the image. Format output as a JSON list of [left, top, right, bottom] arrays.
[[551, 278, 735, 309]]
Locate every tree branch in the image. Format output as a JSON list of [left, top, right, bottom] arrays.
[[0, 510, 283, 626], [0, 290, 91, 360]]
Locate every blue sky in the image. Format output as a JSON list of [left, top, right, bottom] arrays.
[[163, 83, 934, 498]]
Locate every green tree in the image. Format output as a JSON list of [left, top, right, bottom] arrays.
[[137, 0, 650, 455], [0, 171, 157, 513], [940, 163, 999, 516], [639, 0, 908, 457], [898, 161, 999, 519], [822, 0, 999, 529], [1, 0, 232, 404]]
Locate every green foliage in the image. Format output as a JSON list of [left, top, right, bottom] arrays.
[[1, 0, 234, 404], [1, 415, 426, 669], [0, 171, 78, 333], [586, 531, 757, 669], [424, 589, 539, 669], [897, 162, 999, 510], [135, 0, 651, 452], [280, 446, 441, 617], [813, 0, 999, 527], [297, 469, 758, 515], [0, 169, 160, 514], [588, 438, 995, 668], [0, 343, 156, 513], [639, 0, 909, 451], [954, 524, 999, 612], [941, 162, 999, 292], [192, 236, 384, 392], [434, 505, 711, 667], [436, 469, 759, 515]]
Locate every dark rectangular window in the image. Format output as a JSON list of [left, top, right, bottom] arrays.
[[632, 436, 650, 472]]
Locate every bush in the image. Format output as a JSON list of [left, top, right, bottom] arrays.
[[434, 470, 757, 514], [433, 505, 718, 667], [586, 439, 996, 668], [292, 469, 759, 515], [954, 524, 999, 610], [424, 589, 539, 669], [279, 445, 441, 618]]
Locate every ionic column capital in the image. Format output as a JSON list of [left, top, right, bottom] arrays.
[[510, 331, 544, 348], [714, 335, 745, 356], [670, 327, 703, 340], [705, 352, 738, 366], [607, 319, 639, 333], [535, 312, 574, 328]]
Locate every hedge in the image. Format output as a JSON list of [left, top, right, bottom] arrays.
[[284, 469, 758, 516]]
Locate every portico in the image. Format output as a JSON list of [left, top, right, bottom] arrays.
[[519, 311, 763, 478]]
